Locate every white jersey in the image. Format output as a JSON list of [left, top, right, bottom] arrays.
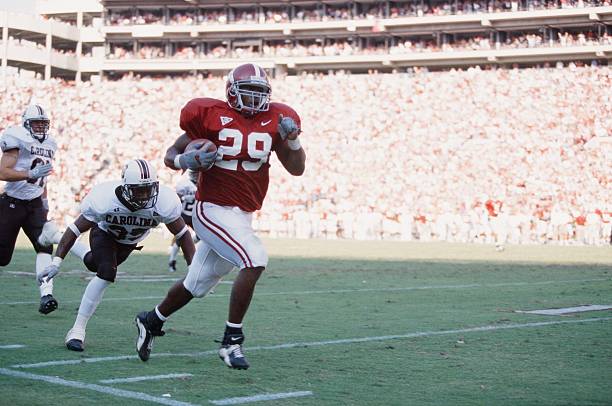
[[0, 125, 57, 201], [175, 177, 197, 218], [81, 180, 182, 245]]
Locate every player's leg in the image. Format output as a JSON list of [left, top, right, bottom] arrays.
[[135, 241, 234, 362], [65, 227, 125, 351], [22, 199, 58, 314], [0, 194, 24, 267], [195, 202, 268, 370]]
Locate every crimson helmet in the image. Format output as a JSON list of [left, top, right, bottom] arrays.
[[226, 63, 271, 115]]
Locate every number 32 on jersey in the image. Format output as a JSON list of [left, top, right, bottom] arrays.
[[215, 128, 272, 171]]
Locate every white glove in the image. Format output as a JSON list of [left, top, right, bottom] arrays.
[[28, 162, 53, 180], [38, 263, 60, 284], [278, 115, 300, 141]]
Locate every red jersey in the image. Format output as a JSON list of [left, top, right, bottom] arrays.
[[180, 97, 300, 212]]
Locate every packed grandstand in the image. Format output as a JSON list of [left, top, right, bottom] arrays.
[[0, 1, 610, 245]]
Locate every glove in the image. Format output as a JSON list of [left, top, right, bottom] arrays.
[[278, 115, 300, 141], [38, 263, 60, 284], [178, 149, 217, 170], [28, 162, 53, 180]]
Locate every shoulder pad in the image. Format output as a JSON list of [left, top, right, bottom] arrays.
[[1, 126, 30, 151]]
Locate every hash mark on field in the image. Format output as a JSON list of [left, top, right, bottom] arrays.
[[209, 391, 313, 405], [99, 373, 193, 384], [0, 344, 25, 349], [0, 368, 196, 406], [0, 277, 608, 306], [11, 317, 612, 369]]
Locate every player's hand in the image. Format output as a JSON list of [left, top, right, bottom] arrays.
[[179, 149, 217, 170], [28, 162, 53, 180], [278, 114, 300, 141], [38, 263, 60, 284]]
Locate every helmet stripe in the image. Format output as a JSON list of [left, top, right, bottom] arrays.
[[134, 159, 146, 179], [140, 159, 150, 179]]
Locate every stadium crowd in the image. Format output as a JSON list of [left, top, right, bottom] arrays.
[[105, 0, 610, 26], [106, 30, 611, 60], [1, 65, 610, 245]]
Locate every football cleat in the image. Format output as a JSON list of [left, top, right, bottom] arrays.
[[37, 221, 62, 246], [168, 260, 176, 273], [38, 294, 58, 314], [218, 333, 250, 370], [135, 311, 165, 362], [65, 328, 85, 352], [66, 339, 84, 352]]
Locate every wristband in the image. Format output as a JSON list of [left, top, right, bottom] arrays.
[[173, 154, 184, 170], [68, 222, 81, 237], [52, 256, 63, 266], [287, 137, 302, 151]]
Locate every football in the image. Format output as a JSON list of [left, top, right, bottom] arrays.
[[185, 139, 217, 170]]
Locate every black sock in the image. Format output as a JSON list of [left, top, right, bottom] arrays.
[[225, 325, 243, 336]]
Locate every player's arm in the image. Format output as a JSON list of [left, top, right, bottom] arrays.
[[275, 115, 306, 176], [0, 149, 53, 181], [166, 217, 195, 265], [164, 133, 191, 170], [164, 133, 216, 171], [37, 215, 95, 283]]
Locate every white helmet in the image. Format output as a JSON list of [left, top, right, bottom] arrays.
[[121, 159, 159, 210], [22, 104, 50, 142]]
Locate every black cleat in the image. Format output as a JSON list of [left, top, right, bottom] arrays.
[[66, 339, 84, 352], [38, 294, 58, 314], [218, 333, 250, 370], [135, 311, 165, 362], [168, 260, 177, 273]]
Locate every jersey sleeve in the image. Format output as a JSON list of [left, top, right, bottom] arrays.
[[158, 187, 183, 223], [80, 192, 104, 223], [0, 131, 22, 152], [180, 98, 210, 140]]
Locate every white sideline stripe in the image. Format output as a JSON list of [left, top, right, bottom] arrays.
[[0, 344, 25, 349], [0, 368, 196, 406], [99, 373, 193, 384], [516, 304, 612, 315], [209, 391, 313, 405], [0, 277, 608, 306], [12, 317, 612, 369]]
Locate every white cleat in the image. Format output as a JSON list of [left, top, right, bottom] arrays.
[[38, 221, 62, 246]]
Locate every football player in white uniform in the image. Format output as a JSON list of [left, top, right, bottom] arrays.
[[0, 104, 88, 314], [168, 169, 199, 272], [38, 159, 196, 352]]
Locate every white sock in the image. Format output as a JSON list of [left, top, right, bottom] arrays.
[[70, 240, 90, 261], [226, 321, 242, 329], [168, 243, 179, 263], [72, 276, 110, 334], [155, 306, 168, 321], [36, 253, 53, 296]]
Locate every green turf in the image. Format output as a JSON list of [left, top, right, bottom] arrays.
[[1, 239, 611, 405]]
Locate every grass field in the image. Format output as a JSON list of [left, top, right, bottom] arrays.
[[1, 235, 611, 405]]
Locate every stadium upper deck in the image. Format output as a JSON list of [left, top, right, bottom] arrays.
[[0, 0, 610, 80]]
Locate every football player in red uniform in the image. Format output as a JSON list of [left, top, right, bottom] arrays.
[[135, 63, 305, 369]]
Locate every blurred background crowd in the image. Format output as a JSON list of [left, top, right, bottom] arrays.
[[1, 65, 610, 245]]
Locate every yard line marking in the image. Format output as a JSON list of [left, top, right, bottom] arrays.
[[0, 344, 25, 349], [99, 373, 193, 384], [1, 277, 608, 306], [12, 317, 612, 369], [209, 391, 313, 405], [0, 368, 197, 406], [516, 304, 612, 315]]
